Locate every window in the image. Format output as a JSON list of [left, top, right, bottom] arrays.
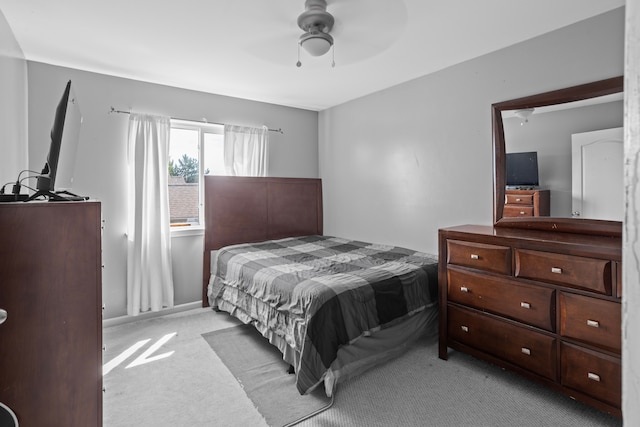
[[168, 120, 224, 228]]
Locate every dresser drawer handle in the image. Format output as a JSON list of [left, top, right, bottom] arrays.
[[587, 319, 600, 328], [588, 372, 601, 382], [460, 286, 469, 293], [515, 198, 522, 202], [551, 267, 562, 274], [519, 211, 526, 215], [461, 325, 469, 333], [521, 347, 531, 356], [470, 254, 479, 260], [520, 302, 531, 309]]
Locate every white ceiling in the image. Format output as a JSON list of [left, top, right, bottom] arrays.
[[0, 0, 625, 111]]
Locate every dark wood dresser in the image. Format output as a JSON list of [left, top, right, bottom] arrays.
[[438, 224, 621, 417], [0, 201, 103, 426]]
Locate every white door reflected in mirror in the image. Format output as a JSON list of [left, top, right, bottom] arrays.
[[571, 127, 623, 221]]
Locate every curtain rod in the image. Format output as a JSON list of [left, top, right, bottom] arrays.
[[109, 107, 284, 134]]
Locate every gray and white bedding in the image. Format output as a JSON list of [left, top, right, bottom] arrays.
[[208, 235, 438, 395]]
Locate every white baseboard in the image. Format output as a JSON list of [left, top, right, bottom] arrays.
[[102, 301, 203, 328]]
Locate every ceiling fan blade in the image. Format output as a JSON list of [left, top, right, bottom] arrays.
[[328, 0, 408, 64], [221, 0, 301, 64]]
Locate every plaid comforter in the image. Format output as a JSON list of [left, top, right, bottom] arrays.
[[208, 235, 438, 394]]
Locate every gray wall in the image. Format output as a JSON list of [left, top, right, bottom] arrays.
[[0, 9, 27, 185], [26, 63, 319, 319], [319, 8, 624, 255]]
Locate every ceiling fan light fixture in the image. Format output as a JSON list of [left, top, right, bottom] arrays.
[[296, 0, 335, 62], [299, 30, 333, 56], [513, 108, 535, 125]]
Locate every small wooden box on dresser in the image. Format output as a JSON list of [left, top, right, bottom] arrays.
[[0, 201, 103, 426], [438, 224, 622, 418]]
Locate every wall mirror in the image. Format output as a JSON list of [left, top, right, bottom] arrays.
[[492, 76, 623, 236]]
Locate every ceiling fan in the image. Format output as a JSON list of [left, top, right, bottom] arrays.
[[296, 0, 336, 66], [236, 0, 405, 68]]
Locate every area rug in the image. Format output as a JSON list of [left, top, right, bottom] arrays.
[[202, 324, 332, 427]]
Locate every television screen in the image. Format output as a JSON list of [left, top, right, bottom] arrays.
[[28, 80, 84, 201], [53, 83, 82, 192], [506, 151, 539, 187]]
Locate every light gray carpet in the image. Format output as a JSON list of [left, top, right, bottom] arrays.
[[298, 336, 622, 427], [103, 308, 622, 427], [103, 308, 269, 427]]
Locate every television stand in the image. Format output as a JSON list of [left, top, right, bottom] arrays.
[[55, 190, 89, 201], [25, 189, 89, 202]]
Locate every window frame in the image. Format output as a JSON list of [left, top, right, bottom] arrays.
[[168, 119, 224, 234]]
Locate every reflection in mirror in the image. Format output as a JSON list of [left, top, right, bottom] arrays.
[[492, 76, 623, 236], [502, 94, 623, 219], [571, 126, 623, 221]]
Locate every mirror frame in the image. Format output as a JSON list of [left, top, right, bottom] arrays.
[[492, 76, 623, 237]]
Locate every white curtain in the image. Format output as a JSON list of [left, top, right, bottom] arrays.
[[223, 124, 269, 176], [126, 113, 174, 316]]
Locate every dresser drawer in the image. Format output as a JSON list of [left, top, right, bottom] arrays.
[[561, 342, 621, 407], [504, 206, 534, 217], [448, 267, 555, 331], [448, 305, 556, 380], [560, 293, 621, 352], [515, 249, 612, 295], [447, 240, 511, 275], [505, 194, 533, 205]]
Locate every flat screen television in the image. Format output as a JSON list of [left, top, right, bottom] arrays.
[[27, 80, 85, 201], [506, 151, 539, 188]]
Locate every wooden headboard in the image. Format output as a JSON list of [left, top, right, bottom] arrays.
[[202, 176, 323, 306]]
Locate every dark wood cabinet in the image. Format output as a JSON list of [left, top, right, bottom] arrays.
[[439, 224, 621, 417], [0, 201, 103, 427]]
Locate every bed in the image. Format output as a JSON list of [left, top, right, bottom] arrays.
[[203, 176, 438, 396]]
